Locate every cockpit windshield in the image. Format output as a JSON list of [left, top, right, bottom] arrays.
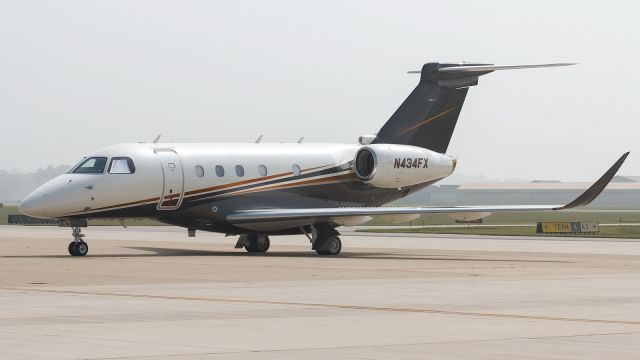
[[108, 157, 135, 174], [71, 157, 108, 174]]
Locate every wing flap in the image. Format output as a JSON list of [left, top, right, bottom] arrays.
[[228, 205, 558, 224]]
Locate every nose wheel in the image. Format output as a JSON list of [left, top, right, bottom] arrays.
[[68, 227, 89, 256], [68, 241, 89, 256]]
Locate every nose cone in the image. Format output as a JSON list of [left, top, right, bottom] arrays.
[[19, 189, 50, 218]]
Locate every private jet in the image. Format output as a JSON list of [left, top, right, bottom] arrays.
[[19, 62, 629, 256]]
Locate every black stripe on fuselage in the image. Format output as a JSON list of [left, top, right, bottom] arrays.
[[182, 162, 354, 204]]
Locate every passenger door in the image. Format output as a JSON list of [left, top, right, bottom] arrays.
[[155, 149, 184, 210]]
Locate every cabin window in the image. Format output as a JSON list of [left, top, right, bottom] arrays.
[[72, 157, 108, 174], [292, 164, 301, 176], [108, 157, 135, 174], [215, 165, 225, 177], [195, 165, 204, 178], [258, 164, 268, 177], [235, 165, 245, 177]]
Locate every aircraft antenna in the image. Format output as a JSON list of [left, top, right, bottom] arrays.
[[255, 135, 263, 143], [152, 135, 161, 144], [297, 137, 304, 143]]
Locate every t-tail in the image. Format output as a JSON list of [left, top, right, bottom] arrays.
[[372, 62, 575, 153]]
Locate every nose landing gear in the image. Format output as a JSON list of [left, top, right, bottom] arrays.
[[68, 226, 89, 256]]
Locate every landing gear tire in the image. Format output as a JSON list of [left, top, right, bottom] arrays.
[[75, 242, 88, 256], [68, 226, 88, 256], [244, 235, 270, 253], [316, 236, 341, 256], [68, 241, 88, 256], [308, 223, 342, 256]]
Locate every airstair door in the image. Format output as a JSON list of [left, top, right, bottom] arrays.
[[155, 149, 185, 210]]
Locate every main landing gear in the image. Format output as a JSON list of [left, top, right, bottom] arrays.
[[68, 226, 89, 256], [304, 223, 342, 256], [235, 224, 343, 256], [236, 234, 270, 253]]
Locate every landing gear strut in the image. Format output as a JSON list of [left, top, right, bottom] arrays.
[[68, 226, 89, 256], [306, 223, 342, 256], [237, 234, 270, 253]]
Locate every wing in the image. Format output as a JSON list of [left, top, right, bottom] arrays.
[[227, 153, 629, 227]]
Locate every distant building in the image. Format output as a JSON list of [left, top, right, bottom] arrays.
[[399, 175, 640, 209], [612, 175, 640, 183]]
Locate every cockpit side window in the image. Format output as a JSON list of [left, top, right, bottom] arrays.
[[72, 157, 108, 174], [108, 157, 136, 174]]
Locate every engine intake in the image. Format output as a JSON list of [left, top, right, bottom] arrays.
[[354, 147, 376, 180]]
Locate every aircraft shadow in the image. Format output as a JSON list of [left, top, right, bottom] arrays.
[[2, 246, 570, 263]]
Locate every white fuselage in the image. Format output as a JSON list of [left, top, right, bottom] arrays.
[[19, 142, 454, 221]]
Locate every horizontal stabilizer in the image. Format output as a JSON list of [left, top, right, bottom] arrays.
[[407, 62, 576, 74]]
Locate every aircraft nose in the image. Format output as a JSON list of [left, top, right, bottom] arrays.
[[19, 190, 49, 218]]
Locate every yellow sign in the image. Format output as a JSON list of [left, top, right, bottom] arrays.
[[537, 222, 599, 234], [541, 222, 573, 233]]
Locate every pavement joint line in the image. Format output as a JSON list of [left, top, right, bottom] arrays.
[[4, 287, 640, 326], [28, 331, 640, 360], [345, 232, 640, 242]]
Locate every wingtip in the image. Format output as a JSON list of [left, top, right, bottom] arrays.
[[614, 151, 631, 167], [557, 151, 631, 210]]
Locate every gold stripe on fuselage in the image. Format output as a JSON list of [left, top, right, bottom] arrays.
[[70, 163, 344, 215]]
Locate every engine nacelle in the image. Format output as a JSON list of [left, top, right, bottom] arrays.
[[353, 144, 455, 188]]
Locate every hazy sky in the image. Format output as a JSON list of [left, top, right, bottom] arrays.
[[1, 1, 638, 181]]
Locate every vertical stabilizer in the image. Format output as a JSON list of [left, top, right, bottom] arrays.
[[373, 62, 574, 153]]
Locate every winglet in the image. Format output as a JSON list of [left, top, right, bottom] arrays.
[[556, 152, 630, 210]]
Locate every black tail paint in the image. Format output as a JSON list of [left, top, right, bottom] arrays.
[[373, 62, 494, 153]]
